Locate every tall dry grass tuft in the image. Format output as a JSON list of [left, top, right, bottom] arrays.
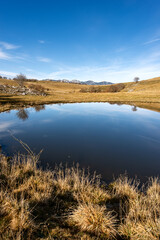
[[147, 177, 160, 215], [119, 217, 160, 240], [53, 164, 110, 204], [70, 203, 117, 238], [118, 177, 160, 240], [1, 193, 34, 231], [110, 174, 139, 200], [0, 190, 35, 239], [0, 148, 51, 239], [13, 169, 54, 202]]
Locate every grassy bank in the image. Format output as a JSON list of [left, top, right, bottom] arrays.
[[0, 150, 159, 239], [0, 77, 160, 113]]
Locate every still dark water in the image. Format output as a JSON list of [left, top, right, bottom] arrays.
[[0, 103, 160, 182]]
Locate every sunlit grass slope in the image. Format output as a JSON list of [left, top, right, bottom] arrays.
[[0, 77, 160, 112]]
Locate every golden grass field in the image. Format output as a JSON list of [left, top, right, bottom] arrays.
[[0, 77, 160, 112], [0, 147, 159, 240], [0, 78, 160, 239]]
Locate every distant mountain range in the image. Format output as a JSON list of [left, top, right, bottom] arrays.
[[43, 79, 113, 85]]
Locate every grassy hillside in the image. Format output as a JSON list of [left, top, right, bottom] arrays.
[[0, 77, 160, 112], [122, 77, 160, 93]]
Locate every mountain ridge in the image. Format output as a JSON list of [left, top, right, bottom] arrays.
[[43, 79, 113, 85]]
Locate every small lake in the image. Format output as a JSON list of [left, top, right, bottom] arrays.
[[0, 103, 160, 182]]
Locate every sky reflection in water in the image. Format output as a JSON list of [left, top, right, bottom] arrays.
[[0, 103, 160, 182]]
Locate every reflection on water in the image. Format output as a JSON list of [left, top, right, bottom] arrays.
[[132, 106, 137, 112], [16, 104, 137, 121], [16, 109, 29, 121], [34, 105, 45, 112], [16, 105, 45, 120], [0, 103, 160, 182]]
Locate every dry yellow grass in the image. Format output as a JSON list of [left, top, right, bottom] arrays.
[[53, 164, 110, 204], [1, 192, 34, 232], [0, 149, 160, 239], [118, 177, 160, 240], [0, 77, 160, 112], [69, 203, 117, 238], [110, 174, 139, 199], [119, 218, 160, 240]]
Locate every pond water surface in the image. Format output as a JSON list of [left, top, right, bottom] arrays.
[[0, 103, 160, 182]]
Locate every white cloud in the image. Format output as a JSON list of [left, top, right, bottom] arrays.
[[1, 45, 158, 83], [0, 121, 15, 132], [144, 38, 160, 45], [25, 68, 34, 72], [37, 57, 51, 63], [0, 70, 17, 77], [0, 41, 23, 61], [21, 55, 160, 83], [18, 48, 160, 82], [45, 51, 160, 83], [0, 49, 11, 60], [39, 40, 45, 44], [0, 41, 20, 49], [115, 47, 126, 53]]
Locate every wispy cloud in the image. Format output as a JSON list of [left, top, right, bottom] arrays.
[[0, 41, 20, 49], [44, 50, 160, 82], [37, 57, 51, 63], [1, 46, 160, 83], [9, 46, 160, 82], [0, 70, 17, 77], [25, 68, 34, 72], [0, 41, 23, 61], [144, 38, 160, 45], [38, 40, 45, 44], [15, 51, 160, 82], [0, 121, 15, 132], [0, 49, 11, 60], [115, 47, 126, 53]]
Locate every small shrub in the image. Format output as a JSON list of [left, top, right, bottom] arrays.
[[80, 84, 125, 93], [88, 86, 102, 93], [80, 86, 102, 93], [106, 83, 125, 92], [79, 88, 88, 93], [29, 84, 45, 94]]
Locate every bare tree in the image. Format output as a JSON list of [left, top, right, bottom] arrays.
[[15, 73, 27, 88], [134, 77, 139, 83]]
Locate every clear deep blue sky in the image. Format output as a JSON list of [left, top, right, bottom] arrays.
[[0, 0, 160, 82]]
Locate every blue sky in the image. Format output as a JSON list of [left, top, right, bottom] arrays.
[[0, 0, 160, 83]]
